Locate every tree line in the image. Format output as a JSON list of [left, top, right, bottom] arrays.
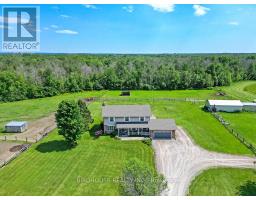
[[0, 53, 256, 102]]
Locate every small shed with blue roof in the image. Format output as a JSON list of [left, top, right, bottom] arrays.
[[5, 121, 28, 133]]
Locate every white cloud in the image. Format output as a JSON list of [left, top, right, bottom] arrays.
[[51, 25, 59, 29], [83, 4, 97, 9], [122, 5, 134, 13], [55, 29, 78, 35], [60, 14, 70, 18], [193, 5, 210, 16], [228, 21, 239, 26], [149, 4, 175, 13], [44, 27, 49, 30]]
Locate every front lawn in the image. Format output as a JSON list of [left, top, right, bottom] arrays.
[[0, 129, 154, 195], [188, 168, 256, 196]]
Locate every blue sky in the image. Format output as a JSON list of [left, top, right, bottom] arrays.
[[1, 4, 256, 53]]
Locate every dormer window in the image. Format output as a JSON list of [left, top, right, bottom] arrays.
[[109, 117, 114, 122], [140, 117, 144, 122], [125, 117, 129, 122]]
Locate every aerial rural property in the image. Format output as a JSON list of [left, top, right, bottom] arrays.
[[0, 3, 256, 198]]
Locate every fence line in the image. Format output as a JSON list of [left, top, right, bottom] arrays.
[[0, 124, 56, 143], [86, 97, 205, 103], [0, 144, 30, 168], [211, 112, 256, 155]]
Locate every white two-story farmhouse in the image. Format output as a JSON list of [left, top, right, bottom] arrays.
[[102, 105, 176, 139]]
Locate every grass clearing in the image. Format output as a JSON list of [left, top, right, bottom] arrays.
[[222, 81, 256, 101], [0, 132, 154, 195], [221, 112, 256, 147], [0, 86, 253, 155], [244, 83, 256, 95], [188, 168, 256, 196], [0, 82, 256, 195]]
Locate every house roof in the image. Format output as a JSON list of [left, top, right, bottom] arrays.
[[242, 102, 256, 106], [207, 100, 243, 106], [149, 119, 176, 131], [116, 123, 149, 129], [5, 121, 27, 127], [102, 105, 151, 117]]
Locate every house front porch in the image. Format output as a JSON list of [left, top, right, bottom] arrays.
[[116, 123, 150, 137]]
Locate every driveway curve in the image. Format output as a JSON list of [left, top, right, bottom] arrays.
[[152, 126, 256, 196]]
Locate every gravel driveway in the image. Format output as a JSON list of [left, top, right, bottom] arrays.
[[152, 126, 256, 196]]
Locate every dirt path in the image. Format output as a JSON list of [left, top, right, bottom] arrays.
[[0, 114, 56, 143], [152, 126, 256, 196]]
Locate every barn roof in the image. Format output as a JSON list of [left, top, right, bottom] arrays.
[[242, 102, 256, 106], [5, 121, 27, 127], [207, 100, 243, 106]]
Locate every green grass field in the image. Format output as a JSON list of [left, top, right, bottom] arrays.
[[244, 83, 256, 95], [221, 112, 256, 147], [188, 168, 256, 196], [0, 81, 256, 195], [104, 100, 252, 155], [0, 132, 154, 195], [222, 81, 256, 101]]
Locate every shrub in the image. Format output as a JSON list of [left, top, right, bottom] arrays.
[[120, 158, 167, 196], [142, 138, 152, 146]]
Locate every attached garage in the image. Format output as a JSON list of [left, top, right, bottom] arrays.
[[149, 119, 177, 140], [152, 131, 172, 139]]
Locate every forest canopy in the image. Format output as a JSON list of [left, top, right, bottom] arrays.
[[0, 53, 256, 102]]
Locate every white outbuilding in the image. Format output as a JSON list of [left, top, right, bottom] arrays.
[[5, 121, 28, 133], [205, 100, 243, 112], [242, 102, 256, 112]]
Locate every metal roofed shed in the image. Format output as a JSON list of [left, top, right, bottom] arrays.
[[5, 121, 28, 133], [205, 100, 243, 112], [242, 102, 256, 112], [102, 105, 151, 117]]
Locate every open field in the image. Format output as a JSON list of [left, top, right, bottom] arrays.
[[244, 83, 256, 95], [221, 112, 256, 147], [188, 168, 256, 196], [105, 100, 252, 156], [1, 82, 255, 154], [0, 81, 256, 195], [221, 81, 256, 101], [1, 80, 256, 132], [0, 129, 154, 195]]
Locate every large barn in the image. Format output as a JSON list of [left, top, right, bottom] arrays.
[[205, 100, 243, 112]]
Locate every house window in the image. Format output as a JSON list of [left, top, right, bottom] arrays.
[[125, 117, 129, 122], [109, 117, 114, 122], [108, 126, 115, 131], [140, 117, 144, 122]]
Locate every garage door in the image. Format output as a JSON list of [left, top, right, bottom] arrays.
[[153, 132, 171, 139]]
